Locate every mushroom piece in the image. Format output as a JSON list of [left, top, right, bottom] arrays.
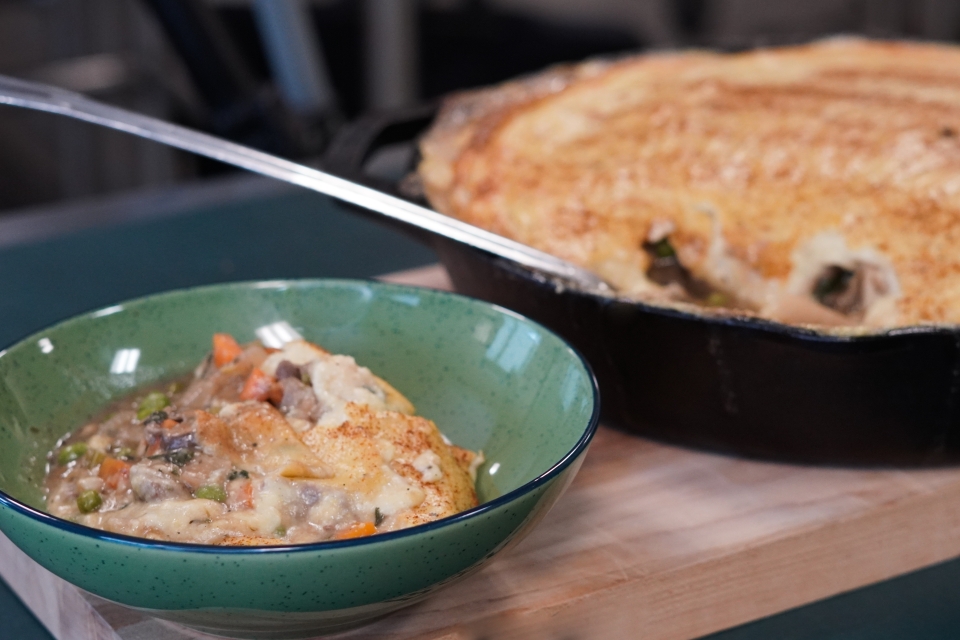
[[812, 262, 893, 318]]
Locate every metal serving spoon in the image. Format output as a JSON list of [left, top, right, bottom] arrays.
[[0, 74, 610, 293]]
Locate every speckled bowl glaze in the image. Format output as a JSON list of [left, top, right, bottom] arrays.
[[0, 279, 598, 639]]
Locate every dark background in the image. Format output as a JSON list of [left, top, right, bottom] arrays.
[[1, 0, 959, 212]]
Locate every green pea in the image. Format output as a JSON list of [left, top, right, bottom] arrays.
[[194, 485, 226, 502], [57, 442, 88, 465], [76, 490, 102, 513], [137, 392, 170, 420]]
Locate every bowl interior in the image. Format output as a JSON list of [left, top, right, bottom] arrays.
[[0, 279, 596, 515]]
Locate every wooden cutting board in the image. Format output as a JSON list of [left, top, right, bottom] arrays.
[[6, 264, 960, 640]]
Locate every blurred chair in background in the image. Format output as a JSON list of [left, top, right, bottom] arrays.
[[0, 0, 189, 208], [142, 0, 331, 159]]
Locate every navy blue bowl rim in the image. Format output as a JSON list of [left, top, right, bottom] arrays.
[[0, 278, 601, 554]]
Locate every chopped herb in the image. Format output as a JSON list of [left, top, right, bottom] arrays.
[[142, 410, 168, 425], [137, 392, 170, 420], [167, 381, 185, 395], [300, 370, 311, 386], [227, 469, 250, 481], [274, 525, 287, 537], [374, 508, 384, 527], [77, 490, 102, 513], [165, 449, 194, 466], [651, 237, 676, 259], [193, 485, 226, 502], [57, 442, 88, 465]]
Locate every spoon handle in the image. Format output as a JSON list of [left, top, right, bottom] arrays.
[[0, 74, 609, 293]]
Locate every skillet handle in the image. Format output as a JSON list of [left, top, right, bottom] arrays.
[[322, 102, 437, 194]]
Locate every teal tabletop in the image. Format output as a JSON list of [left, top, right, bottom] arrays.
[[2, 176, 960, 639]]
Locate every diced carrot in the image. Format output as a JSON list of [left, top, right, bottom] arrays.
[[334, 522, 377, 540], [213, 333, 243, 367], [98, 456, 131, 489], [224, 479, 254, 510], [240, 368, 278, 402], [238, 482, 254, 509], [267, 383, 284, 405], [161, 418, 179, 430]]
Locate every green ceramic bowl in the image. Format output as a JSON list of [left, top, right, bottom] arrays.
[[0, 279, 598, 639]]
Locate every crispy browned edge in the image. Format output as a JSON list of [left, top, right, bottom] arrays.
[[418, 58, 618, 213]]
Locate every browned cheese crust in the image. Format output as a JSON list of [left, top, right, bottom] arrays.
[[418, 39, 960, 329]]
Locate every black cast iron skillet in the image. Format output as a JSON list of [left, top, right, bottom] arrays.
[[323, 104, 960, 466]]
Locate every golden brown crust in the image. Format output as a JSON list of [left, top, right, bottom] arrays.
[[346, 405, 478, 526], [419, 38, 960, 328], [301, 404, 478, 530], [449, 444, 480, 479]]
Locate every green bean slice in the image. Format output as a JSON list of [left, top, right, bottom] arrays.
[[194, 485, 226, 502], [86, 449, 106, 467], [57, 442, 88, 465]]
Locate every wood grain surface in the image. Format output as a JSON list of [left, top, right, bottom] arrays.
[[5, 265, 960, 640]]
